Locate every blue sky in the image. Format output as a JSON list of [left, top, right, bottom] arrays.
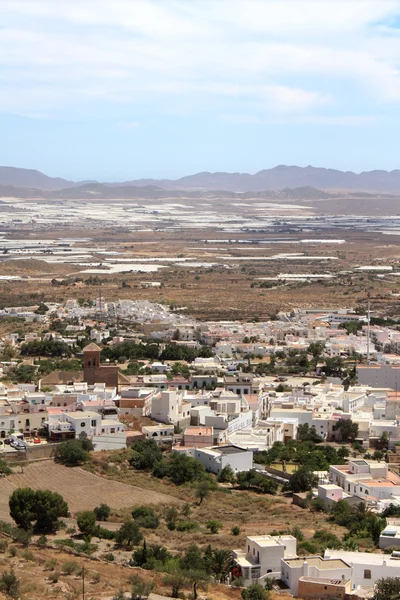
[[2, 0, 400, 181]]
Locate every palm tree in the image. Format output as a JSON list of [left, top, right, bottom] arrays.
[[206, 549, 233, 583]]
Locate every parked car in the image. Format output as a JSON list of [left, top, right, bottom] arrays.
[[33, 438, 41, 444]]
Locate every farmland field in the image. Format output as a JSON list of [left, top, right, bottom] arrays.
[[0, 461, 179, 522]]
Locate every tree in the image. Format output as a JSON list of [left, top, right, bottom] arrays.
[[163, 567, 187, 598], [242, 584, 269, 600], [373, 577, 400, 600], [130, 439, 163, 471], [77, 511, 97, 537], [180, 544, 204, 572], [130, 573, 154, 600], [9, 487, 68, 533], [116, 520, 143, 550], [205, 548, 233, 583], [187, 570, 209, 600], [206, 519, 223, 534], [9, 488, 36, 530], [0, 569, 19, 599], [217, 465, 235, 484], [54, 439, 90, 466], [335, 419, 359, 443], [168, 453, 206, 485], [94, 503, 110, 521], [34, 490, 69, 533], [194, 479, 212, 505], [288, 467, 318, 493]]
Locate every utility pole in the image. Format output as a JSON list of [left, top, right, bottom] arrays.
[[82, 566, 85, 600]]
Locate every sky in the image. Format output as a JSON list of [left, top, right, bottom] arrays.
[[2, 0, 400, 181]]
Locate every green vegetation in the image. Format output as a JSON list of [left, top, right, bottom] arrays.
[[54, 438, 94, 466], [9, 487, 69, 533], [0, 569, 19, 599], [19, 339, 72, 357], [329, 501, 386, 545], [101, 341, 213, 363], [254, 439, 348, 472]]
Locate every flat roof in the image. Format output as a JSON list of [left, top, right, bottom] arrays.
[[284, 557, 350, 570], [213, 444, 249, 455], [247, 535, 295, 547]]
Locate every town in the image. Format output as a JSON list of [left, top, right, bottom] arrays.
[[0, 296, 400, 599]]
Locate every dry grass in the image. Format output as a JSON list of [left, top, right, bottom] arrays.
[[0, 461, 180, 523]]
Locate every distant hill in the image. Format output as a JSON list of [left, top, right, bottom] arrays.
[[0, 166, 73, 191], [3, 164, 400, 194], [120, 165, 400, 193], [0, 182, 334, 201]]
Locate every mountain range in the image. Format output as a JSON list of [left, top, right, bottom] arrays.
[[2, 164, 400, 194]]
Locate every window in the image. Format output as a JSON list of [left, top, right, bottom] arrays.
[[81, 422, 86, 428], [110, 428, 115, 434], [91, 420, 97, 427], [364, 570, 371, 580]]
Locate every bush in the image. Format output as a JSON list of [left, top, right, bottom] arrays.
[[49, 571, 60, 584], [54, 439, 91, 466], [231, 526, 240, 536], [94, 503, 110, 521], [0, 570, 20, 599], [241, 583, 269, 600], [61, 561, 79, 575], [104, 552, 115, 562], [176, 521, 199, 532], [116, 521, 143, 549], [92, 572, 101, 584], [132, 506, 160, 529], [36, 535, 47, 548], [206, 519, 223, 534], [77, 511, 97, 536], [0, 540, 8, 553], [9, 546, 17, 557], [45, 559, 58, 571]]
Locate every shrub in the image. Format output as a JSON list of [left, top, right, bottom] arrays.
[[241, 583, 269, 600], [104, 552, 115, 562], [49, 571, 60, 584], [116, 521, 143, 549], [36, 535, 47, 548], [92, 572, 101, 584], [206, 519, 222, 534], [176, 521, 198, 532], [61, 561, 79, 575], [0, 570, 20, 599], [9, 546, 17, 557], [94, 503, 110, 521], [45, 559, 58, 571], [77, 511, 97, 536], [231, 526, 240, 536], [0, 540, 8, 553], [54, 439, 91, 467]]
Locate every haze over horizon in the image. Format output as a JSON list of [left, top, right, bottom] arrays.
[[2, 0, 400, 180]]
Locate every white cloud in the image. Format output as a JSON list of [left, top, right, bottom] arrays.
[[1, 0, 400, 117]]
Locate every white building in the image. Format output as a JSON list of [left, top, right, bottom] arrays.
[[233, 535, 297, 586], [281, 556, 352, 596], [176, 444, 253, 475], [324, 549, 400, 588]]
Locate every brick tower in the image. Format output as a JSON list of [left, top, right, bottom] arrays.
[[83, 342, 102, 385]]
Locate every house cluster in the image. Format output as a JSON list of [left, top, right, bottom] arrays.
[[232, 532, 400, 598], [0, 378, 126, 451]]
